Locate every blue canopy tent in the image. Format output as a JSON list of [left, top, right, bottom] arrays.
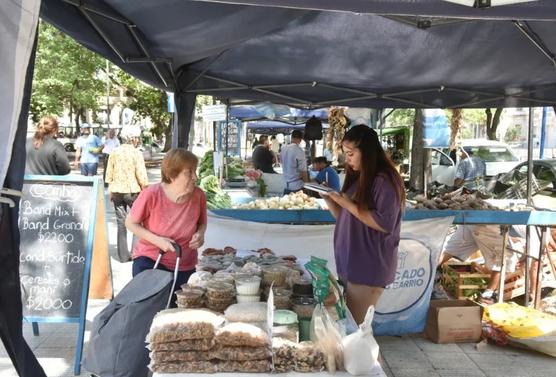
[[4, 1, 556, 374], [246, 120, 329, 134], [37, 0, 556, 147]]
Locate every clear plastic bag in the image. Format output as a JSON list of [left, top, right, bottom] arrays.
[[310, 303, 343, 373], [146, 308, 224, 343], [215, 322, 271, 347], [216, 359, 271, 372], [148, 360, 217, 373], [272, 337, 296, 372], [147, 338, 214, 351], [210, 345, 272, 361], [149, 350, 211, 362], [224, 302, 268, 323]]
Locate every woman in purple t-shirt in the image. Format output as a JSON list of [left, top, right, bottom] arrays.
[[322, 125, 405, 324]]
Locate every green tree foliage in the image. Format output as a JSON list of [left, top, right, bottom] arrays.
[[384, 108, 415, 128], [504, 124, 521, 142], [30, 21, 105, 126]]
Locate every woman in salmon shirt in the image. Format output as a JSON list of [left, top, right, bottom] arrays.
[[126, 148, 207, 289]]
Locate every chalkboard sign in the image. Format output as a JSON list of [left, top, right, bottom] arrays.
[[19, 177, 96, 319]]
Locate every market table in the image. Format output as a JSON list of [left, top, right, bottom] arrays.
[[211, 209, 556, 225], [153, 365, 387, 377]]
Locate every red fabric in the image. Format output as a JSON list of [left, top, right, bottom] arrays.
[[130, 183, 207, 271]]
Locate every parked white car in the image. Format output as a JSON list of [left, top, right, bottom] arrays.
[[431, 139, 521, 186]]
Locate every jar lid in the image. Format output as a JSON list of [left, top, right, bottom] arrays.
[[291, 296, 315, 306], [273, 309, 298, 325]]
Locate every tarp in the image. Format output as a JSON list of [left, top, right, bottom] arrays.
[[0, 1, 46, 376], [40, 0, 556, 111]]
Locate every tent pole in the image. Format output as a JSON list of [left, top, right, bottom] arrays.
[[540, 107, 547, 159], [526, 107, 534, 205]]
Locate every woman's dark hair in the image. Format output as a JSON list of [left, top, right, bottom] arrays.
[[341, 125, 406, 211], [33, 116, 59, 149]]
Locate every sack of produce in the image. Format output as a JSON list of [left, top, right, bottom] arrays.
[[215, 322, 271, 347], [146, 308, 224, 343], [342, 306, 380, 375]]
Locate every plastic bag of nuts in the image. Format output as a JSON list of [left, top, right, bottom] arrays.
[[148, 360, 217, 373], [293, 341, 326, 372], [147, 338, 214, 351], [146, 309, 224, 343], [149, 350, 212, 362], [210, 345, 272, 361], [215, 323, 271, 347], [216, 359, 272, 373], [272, 337, 296, 372]]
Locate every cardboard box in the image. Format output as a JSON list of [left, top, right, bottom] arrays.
[[425, 300, 482, 344]]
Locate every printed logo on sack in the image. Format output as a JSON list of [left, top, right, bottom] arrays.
[[375, 239, 433, 315]]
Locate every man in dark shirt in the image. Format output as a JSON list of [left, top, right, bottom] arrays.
[[252, 135, 276, 173]]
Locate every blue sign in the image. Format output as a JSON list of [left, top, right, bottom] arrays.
[[422, 109, 449, 148], [166, 92, 175, 113], [372, 217, 454, 336]]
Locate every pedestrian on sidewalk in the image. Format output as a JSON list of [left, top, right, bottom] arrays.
[[105, 133, 149, 262], [125, 148, 207, 296], [74, 123, 104, 176], [25, 115, 70, 175], [101, 128, 120, 184]]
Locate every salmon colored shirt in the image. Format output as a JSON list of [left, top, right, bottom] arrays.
[[130, 183, 207, 271]]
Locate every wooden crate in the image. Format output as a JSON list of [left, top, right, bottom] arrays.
[[442, 262, 491, 300], [502, 254, 556, 300]]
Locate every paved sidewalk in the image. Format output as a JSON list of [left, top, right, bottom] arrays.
[[2, 168, 555, 376]]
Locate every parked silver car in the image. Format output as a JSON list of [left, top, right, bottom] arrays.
[[431, 139, 521, 186]]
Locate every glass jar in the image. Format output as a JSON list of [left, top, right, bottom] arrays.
[[291, 296, 316, 319]]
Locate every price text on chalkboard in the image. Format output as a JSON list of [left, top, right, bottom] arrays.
[[19, 181, 92, 318]]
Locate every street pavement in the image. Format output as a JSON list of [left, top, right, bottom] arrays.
[[1, 166, 555, 377]]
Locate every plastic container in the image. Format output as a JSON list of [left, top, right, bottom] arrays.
[[291, 296, 316, 319], [262, 265, 288, 287], [273, 309, 299, 343], [206, 281, 235, 300], [175, 286, 205, 307], [206, 295, 236, 312], [212, 271, 235, 284], [273, 288, 292, 310], [235, 275, 261, 295], [236, 293, 261, 303]]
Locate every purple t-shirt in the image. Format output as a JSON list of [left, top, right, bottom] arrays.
[[333, 174, 402, 287]]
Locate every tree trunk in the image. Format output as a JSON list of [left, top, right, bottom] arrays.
[[449, 108, 462, 150], [410, 109, 426, 192], [485, 108, 503, 140]]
